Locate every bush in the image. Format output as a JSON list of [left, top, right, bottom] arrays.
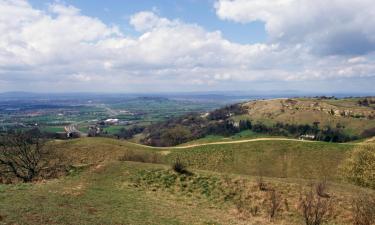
[[299, 183, 333, 225], [257, 176, 269, 191], [341, 145, 375, 189], [266, 190, 282, 220], [172, 158, 191, 175], [119, 150, 162, 164]]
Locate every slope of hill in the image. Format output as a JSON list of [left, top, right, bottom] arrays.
[[137, 97, 375, 147], [51, 137, 354, 181], [237, 97, 375, 136], [1, 137, 374, 225]]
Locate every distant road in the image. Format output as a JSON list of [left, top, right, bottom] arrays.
[[97, 104, 118, 117], [127, 137, 357, 150]]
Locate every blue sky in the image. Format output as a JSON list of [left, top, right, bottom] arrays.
[[0, 0, 375, 94], [28, 0, 267, 44]]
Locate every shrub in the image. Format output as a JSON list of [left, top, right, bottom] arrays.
[[257, 176, 271, 191], [172, 158, 191, 175], [234, 198, 260, 218], [316, 179, 330, 198], [299, 183, 333, 225], [119, 150, 162, 164], [341, 145, 375, 189], [352, 193, 375, 225], [266, 190, 282, 220]]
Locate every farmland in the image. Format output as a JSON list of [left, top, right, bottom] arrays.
[[0, 93, 236, 135]]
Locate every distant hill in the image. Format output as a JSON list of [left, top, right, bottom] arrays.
[[236, 97, 375, 136], [136, 97, 375, 146]]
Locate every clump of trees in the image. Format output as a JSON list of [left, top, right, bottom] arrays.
[[358, 98, 375, 107], [341, 144, 375, 189], [141, 113, 208, 146], [361, 127, 375, 139], [116, 125, 145, 139], [207, 104, 246, 120], [0, 132, 52, 182]]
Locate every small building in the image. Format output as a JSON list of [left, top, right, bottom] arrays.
[[104, 118, 119, 125], [299, 134, 316, 140]]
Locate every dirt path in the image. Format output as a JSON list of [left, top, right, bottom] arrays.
[[127, 137, 340, 150]]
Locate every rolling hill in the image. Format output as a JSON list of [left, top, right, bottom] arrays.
[[138, 97, 375, 147], [0, 137, 374, 225]]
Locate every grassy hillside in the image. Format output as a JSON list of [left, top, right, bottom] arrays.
[[50, 137, 354, 181], [0, 137, 373, 225], [167, 140, 354, 181], [0, 161, 372, 225], [237, 98, 375, 136], [50, 138, 155, 165], [0, 162, 240, 225]]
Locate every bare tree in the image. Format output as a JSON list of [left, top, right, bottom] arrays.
[[299, 183, 333, 225], [0, 132, 49, 182]]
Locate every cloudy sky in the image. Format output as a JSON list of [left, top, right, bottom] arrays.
[[1, 0, 375, 93]]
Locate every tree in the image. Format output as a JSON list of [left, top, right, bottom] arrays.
[[160, 125, 192, 146], [0, 132, 50, 182], [341, 144, 375, 189]]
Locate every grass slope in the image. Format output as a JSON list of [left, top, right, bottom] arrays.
[[0, 137, 373, 225], [167, 140, 354, 180], [1, 161, 372, 225], [0, 162, 238, 225], [52, 137, 354, 181]]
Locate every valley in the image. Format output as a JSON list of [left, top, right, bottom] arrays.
[[0, 95, 374, 225]]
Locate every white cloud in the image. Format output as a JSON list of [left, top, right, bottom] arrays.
[[0, 0, 374, 93], [129, 11, 175, 32], [215, 0, 375, 55]]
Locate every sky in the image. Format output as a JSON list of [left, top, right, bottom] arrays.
[[0, 0, 375, 94]]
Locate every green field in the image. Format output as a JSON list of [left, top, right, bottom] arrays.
[[40, 126, 65, 133]]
